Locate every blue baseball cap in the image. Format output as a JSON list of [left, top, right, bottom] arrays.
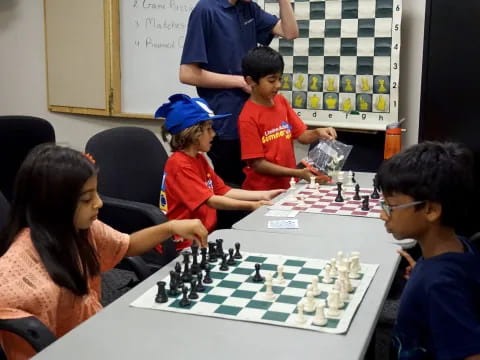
[[154, 94, 231, 134]]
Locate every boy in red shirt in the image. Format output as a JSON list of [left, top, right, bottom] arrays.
[[239, 46, 338, 191], [155, 94, 284, 254]]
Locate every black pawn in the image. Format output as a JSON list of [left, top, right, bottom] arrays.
[[196, 272, 206, 292], [208, 241, 217, 263], [234, 242, 242, 259], [334, 182, 344, 202], [361, 196, 370, 211], [200, 247, 208, 270], [216, 238, 224, 257], [191, 243, 200, 275], [188, 280, 199, 299], [353, 184, 361, 200], [371, 178, 380, 199], [352, 171, 356, 183], [182, 259, 192, 283], [175, 261, 182, 276], [252, 263, 264, 282], [155, 281, 168, 303], [168, 271, 179, 296], [219, 254, 229, 271], [179, 286, 191, 307], [203, 267, 213, 284], [227, 248, 236, 265]]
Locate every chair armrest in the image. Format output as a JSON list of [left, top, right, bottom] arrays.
[[0, 316, 56, 352]]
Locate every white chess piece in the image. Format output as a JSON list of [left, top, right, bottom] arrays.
[[311, 276, 321, 296], [296, 302, 307, 325], [322, 264, 333, 283], [349, 256, 361, 279], [337, 171, 344, 184], [312, 301, 328, 326], [276, 264, 286, 284], [346, 170, 354, 187], [330, 258, 338, 277], [263, 274, 275, 300], [289, 177, 296, 189], [327, 290, 341, 317], [337, 251, 345, 267], [309, 176, 316, 188], [304, 290, 316, 312], [315, 183, 320, 192], [339, 278, 349, 303]]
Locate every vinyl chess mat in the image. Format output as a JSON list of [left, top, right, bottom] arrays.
[[130, 252, 378, 334], [269, 185, 383, 218], [260, 0, 402, 125]]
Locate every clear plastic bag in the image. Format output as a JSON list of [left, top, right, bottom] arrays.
[[302, 140, 353, 175]]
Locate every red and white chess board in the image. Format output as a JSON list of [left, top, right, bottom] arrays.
[[269, 185, 383, 219]]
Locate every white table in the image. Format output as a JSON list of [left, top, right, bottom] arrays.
[[233, 172, 416, 249], [34, 229, 401, 360]]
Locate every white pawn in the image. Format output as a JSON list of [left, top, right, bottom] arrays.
[[276, 264, 286, 284], [337, 251, 345, 267], [322, 264, 333, 284], [330, 258, 338, 277], [309, 176, 316, 189], [263, 273, 275, 300], [296, 302, 306, 325], [311, 276, 321, 296], [315, 182, 320, 193], [327, 290, 340, 317], [339, 279, 349, 303], [349, 256, 361, 279], [289, 177, 296, 189], [304, 290, 316, 312], [312, 301, 328, 326], [346, 170, 354, 187]]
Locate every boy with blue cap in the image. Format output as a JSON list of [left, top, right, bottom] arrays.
[[154, 94, 284, 254]]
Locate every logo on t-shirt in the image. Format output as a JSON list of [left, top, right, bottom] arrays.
[[261, 121, 292, 144], [205, 173, 213, 190], [159, 172, 168, 213]]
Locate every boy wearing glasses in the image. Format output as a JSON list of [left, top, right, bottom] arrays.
[[376, 141, 480, 360]]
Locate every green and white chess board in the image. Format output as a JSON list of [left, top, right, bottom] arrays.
[[258, 0, 402, 130], [130, 251, 378, 334]]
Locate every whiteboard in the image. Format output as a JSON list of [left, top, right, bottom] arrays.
[[119, 0, 197, 115]]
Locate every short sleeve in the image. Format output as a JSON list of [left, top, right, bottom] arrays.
[[180, 5, 211, 65], [251, 2, 278, 46], [89, 221, 130, 273], [427, 279, 480, 359], [239, 112, 264, 161], [211, 170, 231, 196]]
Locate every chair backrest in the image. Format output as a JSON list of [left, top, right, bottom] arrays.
[[85, 127, 168, 206], [0, 116, 56, 202], [0, 316, 56, 354], [0, 191, 10, 232]]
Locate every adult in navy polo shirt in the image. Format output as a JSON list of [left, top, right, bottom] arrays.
[[179, 0, 298, 186]]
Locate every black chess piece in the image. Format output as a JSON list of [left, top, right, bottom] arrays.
[[370, 178, 380, 199], [200, 247, 208, 270], [219, 254, 229, 271], [208, 241, 217, 262], [175, 261, 182, 275], [191, 243, 200, 275], [353, 184, 361, 200], [196, 272, 206, 292], [188, 280, 199, 299], [155, 281, 168, 303], [334, 182, 344, 202], [179, 286, 191, 307], [215, 238, 224, 257], [252, 263, 264, 282], [168, 271, 180, 296], [361, 195, 370, 211], [226, 248, 236, 265], [182, 259, 193, 283], [352, 171, 356, 183], [182, 250, 191, 264], [203, 266, 213, 284], [234, 242, 242, 259]]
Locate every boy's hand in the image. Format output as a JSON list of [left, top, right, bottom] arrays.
[[316, 127, 337, 140], [251, 200, 273, 210], [261, 189, 285, 200], [170, 219, 208, 247], [297, 168, 321, 183], [397, 249, 416, 280]]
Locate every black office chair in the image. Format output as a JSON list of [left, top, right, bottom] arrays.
[[0, 116, 56, 202], [85, 127, 176, 273], [0, 317, 56, 359]]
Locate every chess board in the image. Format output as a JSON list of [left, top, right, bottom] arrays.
[[260, 0, 402, 129], [130, 251, 378, 334], [269, 184, 383, 218]]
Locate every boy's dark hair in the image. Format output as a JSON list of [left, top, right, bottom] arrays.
[[0, 144, 100, 296], [376, 141, 474, 229], [161, 120, 211, 152], [242, 46, 284, 82]]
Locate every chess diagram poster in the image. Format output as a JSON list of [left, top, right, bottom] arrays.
[[259, 0, 402, 130]]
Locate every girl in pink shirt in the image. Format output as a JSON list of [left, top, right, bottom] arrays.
[[0, 144, 208, 359]]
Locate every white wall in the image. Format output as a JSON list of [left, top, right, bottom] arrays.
[[0, 0, 424, 152]]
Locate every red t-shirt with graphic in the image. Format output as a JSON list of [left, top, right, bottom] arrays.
[[239, 94, 307, 190], [157, 151, 231, 253]]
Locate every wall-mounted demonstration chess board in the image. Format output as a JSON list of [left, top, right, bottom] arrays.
[[131, 249, 378, 334], [261, 0, 402, 130], [270, 184, 383, 218]]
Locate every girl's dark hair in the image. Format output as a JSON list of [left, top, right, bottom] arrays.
[[376, 141, 474, 229], [0, 144, 100, 295], [242, 46, 284, 82]]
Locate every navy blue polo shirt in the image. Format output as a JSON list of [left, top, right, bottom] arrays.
[[181, 0, 278, 140]]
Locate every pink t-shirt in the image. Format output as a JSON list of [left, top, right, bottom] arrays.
[[0, 220, 129, 359]]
